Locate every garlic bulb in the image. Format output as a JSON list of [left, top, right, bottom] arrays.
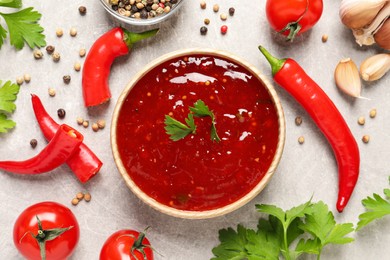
[[360, 53, 390, 81], [374, 19, 390, 49], [339, 0, 390, 50], [340, 0, 387, 29], [334, 58, 362, 98]]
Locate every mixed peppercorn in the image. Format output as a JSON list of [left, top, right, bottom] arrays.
[[109, 0, 179, 19]]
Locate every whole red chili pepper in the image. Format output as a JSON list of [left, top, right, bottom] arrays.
[[31, 94, 102, 182], [0, 124, 82, 174], [82, 27, 159, 107], [258, 46, 360, 213]]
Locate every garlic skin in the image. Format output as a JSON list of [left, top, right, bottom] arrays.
[[374, 18, 390, 50], [334, 58, 362, 98], [360, 53, 390, 81], [339, 0, 388, 29]]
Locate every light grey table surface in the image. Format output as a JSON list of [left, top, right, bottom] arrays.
[[1, 1, 390, 259]]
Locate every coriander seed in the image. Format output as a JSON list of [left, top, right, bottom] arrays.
[[79, 48, 86, 57], [33, 49, 43, 59], [362, 135, 370, 143], [200, 1, 206, 9], [298, 136, 305, 144], [23, 74, 31, 83], [358, 116, 365, 125], [46, 45, 55, 54], [57, 108, 66, 119], [52, 52, 61, 62], [92, 123, 99, 132], [63, 75, 71, 84], [30, 139, 38, 149], [78, 6, 87, 15], [369, 108, 377, 118], [48, 88, 56, 97], [71, 198, 79, 206], [82, 120, 89, 128], [70, 28, 77, 37], [295, 116, 303, 126], [76, 117, 84, 125], [56, 28, 63, 37], [16, 77, 24, 85], [76, 192, 84, 200], [97, 119, 106, 129], [84, 192, 91, 202], [74, 62, 81, 72]]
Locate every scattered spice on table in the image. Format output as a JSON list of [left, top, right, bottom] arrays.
[[221, 25, 228, 34], [30, 139, 38, 149], [16, 77, 23, 85], [79, 48, 86, 57], [220, 13, 227, 21], [63, 75, 71, 84], [71, 198, 79, 206], [57, 108, 66, 119], [362, 135, 370, 143], [92, 123, 99, 132], [23, 74, 31, 83], [70, 28, 77, 37], [46, 45, 55, 54], [298, 136, 305, 144], [97, 119, 106, 129], [48, 88, 56, 97], [76, 117, 84, 125], [295, 116, 303, 126], [358, 116, 365, 125], [82, 120, 89, 128], [200, 1, 206, 9], [200, 26, 208, 35], [52, 52, 61, 62], [76, 192, 84, 200], [33, 49, 43, 59], [204, 18, 210, 25], [78, 6, 87, 15], [369, 108, 377, 118], [322, 34, 328, 42], [229, 7, 235, 16], [213, 4, 219, 12], [56, 28, 63, 37], [84, 192, 91, 202], [74, 62, 81, 72]]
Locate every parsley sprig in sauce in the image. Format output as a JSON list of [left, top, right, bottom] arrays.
[[164, 99, 221, 142]]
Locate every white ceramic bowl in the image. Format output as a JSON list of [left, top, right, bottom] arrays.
[[111, 49, 286, 219]]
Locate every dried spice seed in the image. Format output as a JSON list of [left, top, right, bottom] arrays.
[[33, 49, 43, 59], [84, 192, 91, 202], [63, 75, 71, 84], [83, 120, 89, 128], [16, 77, 24, 85], [71, 198, 79, 206], [70, 28, 77, 37], [76, 117, 84, 125], [322, 34, 328, 42], [76, 192, 84, 200], [78, 6, 87, 15], [298, 136, 305, 144], [213, 4, 219, 12], [79, 48, 86, 57], [92, 123, 99, 132], [48, 88, 56, 97], [30, 139, 38, 149], [23, 74, 31, 83], [221, 25, 228, 35], [204, 18, 210, 25], [229, 7, 235, 16], [56, 28, 63, 37], [52, 52, 61, 62], [220, 13, 227, 21], [97, 119, 106, 129], [200, 1, 206, 9], [295, 116, 303, 126], [362, 135, 370, 143], [57, 108, 66, 119], [358, 116, 365, 125], [74, 62, 81, 72], [369, 108, 377, 118], [200, 26, 208, 35]]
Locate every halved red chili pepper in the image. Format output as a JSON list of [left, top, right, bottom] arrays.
[[258, 46, 360, 213], [0, 124, 82, 174], [31, 94, 102, 182], [82, 27, 159, 107]]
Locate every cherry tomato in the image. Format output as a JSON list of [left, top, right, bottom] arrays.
[[13, 201, 79, 260], [100, 229, 154, 260], [265, 0, 323, 40]]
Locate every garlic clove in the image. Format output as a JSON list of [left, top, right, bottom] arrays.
[[360, 53, 390, 81], [335, 58, 362, 98], [340, 0, 388, 29], [374, 18, 390, 50]]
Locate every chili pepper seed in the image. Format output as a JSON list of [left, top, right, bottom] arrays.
[[78, 6, 87, 15], [229, 7, 235, 16], [33, 49, 43, 59], [56, 28, 63, 37], [357, 116, 365, 125], [295, 116, 303, 126], [298, 136, 305, 144], [30, 139, 38, 149], [362, 135, 370, 143], [63, 75, 71, 84], [221, 25, 228, 35], [57, 108, 66, 119], [369, 108, 377, 118], [48, 88, 56, 97], [71, 198, 79, 206], [84, 192, 91, 202], [46, 45, 55, 54], [23, 74, 31, 83], [200, 26, 208, 35]]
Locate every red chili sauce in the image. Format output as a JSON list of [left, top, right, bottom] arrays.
[[116, 54, 279, 211]]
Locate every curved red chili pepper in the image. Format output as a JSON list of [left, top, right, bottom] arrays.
[[31, 94, 102, 182], [82, 27, 159, 107], [259, 46, 360, 213], [0, 124, 82, 174]]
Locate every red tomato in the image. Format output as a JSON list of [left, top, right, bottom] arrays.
[[100, 229, 154, 260], [266, 0, 323, 40], [13, 201, 79, 260]]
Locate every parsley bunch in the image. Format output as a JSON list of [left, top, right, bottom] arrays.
[[212, 200, 355, 260], [0, 0, 46, 50], [0, 80, 20, 133]]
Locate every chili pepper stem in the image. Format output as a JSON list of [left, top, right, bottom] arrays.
[[258, 46, 286, 76], [123, 28, 159, 49]]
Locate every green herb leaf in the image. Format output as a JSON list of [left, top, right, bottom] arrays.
[[0, 0, 22, 8], [0, 80, 20, 113], [190, 99, 220, 142], [0, 7, 46, 50], [164, 114, 196, 141], [295, 238, 321, 255], [0, 24, 7, 47], [211, 225, 251, 260], [0, 113, 15, 133], [356, 192, 390, 231], [246, 228, 280, 259]]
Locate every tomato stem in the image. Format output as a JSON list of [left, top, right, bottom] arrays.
[[279, 0, 309, 41]]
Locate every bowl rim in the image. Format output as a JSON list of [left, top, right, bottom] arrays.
[[99, 0, 184, 26], [110, 48, 286, 219]]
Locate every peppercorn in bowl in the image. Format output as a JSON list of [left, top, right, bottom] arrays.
[[111, 49, 286, 219], [99, 0, 184, 27]]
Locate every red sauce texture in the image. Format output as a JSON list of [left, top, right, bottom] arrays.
[[116, 54, 279, 211]]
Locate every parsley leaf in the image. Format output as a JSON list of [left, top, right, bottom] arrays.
[[0, 113, 15, 133], [0, 7, 46, 50], [164, 113, 196, 141], [0, 24, 6, 47], [211, 225, 251, 260], [189, 99, 220, 142], [356, 177, 390, 231], [0, 80, 20, 113], [0, 0, 22, 8]]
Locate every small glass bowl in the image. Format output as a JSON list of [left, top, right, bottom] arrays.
[[99, 0, 184, 27]]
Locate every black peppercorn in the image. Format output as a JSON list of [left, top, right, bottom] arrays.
[[30, 139, 38, 149], [46, 45, 55, 55], [140, 9, 148, 19], [200, 26, 208, 35], [229, 7, 235, 16], [112, 5, 119, 11], [63, 75, 71, 84], [57, 108, 66, 119], [78, 6, 87, 15]]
